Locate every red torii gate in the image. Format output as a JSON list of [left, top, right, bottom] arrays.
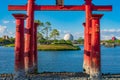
[[8, 0, 112, 79]]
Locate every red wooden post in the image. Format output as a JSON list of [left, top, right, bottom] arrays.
[[82, 22, 87, 72], [83, 0, 92, 74], [13, 14, 27, 78], [8, 5, 112, 11], [24, 0, 35, 73], [33, 22, 39, 73], [90, 14, 103, 80]]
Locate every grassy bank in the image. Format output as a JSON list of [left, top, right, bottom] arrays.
[[3, 44, 80, 51], [37, 44, 80, 51], [4, 44, 15, 47]]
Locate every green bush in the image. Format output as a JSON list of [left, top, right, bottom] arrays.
[[115, 40, 120, 44], [38, 39, 53, 44], [66, 40, 72, 45], [106, 40, 114, 43], [51, 40, 72, 45]]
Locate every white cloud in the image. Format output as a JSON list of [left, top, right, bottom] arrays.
[[58, 29, 61, 33], [116, 29, 120, 32], [73, 32, 84, 39], [101, 29, 120, 33], [63, 30, 70, 34], [0, 25, 15, 37], [3, 20, 16, 24], [51, 29, 120, 40], [9, 31, 14, 35], [57, 30, 71, 39], [101, 29, 120, 40], [58, 29, 70, 34], [13, 21, 15, 23], [0, 25, 7, 34], [71, 29, 120, 40], [3, 20, 10, 24]]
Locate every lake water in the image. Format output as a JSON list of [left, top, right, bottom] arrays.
[[0, 46, 120, 74]]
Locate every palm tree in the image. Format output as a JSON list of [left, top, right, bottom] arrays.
[[42, 21, 51, 40], [50, 29, 60, 40], [37, 32, 44, 40], [35, 20, 44, 31], [35, 20, 44, 39]]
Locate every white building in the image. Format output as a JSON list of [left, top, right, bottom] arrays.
[[64, 33, 74, 41]]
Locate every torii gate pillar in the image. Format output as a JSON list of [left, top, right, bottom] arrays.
[[82, 22, 87, 72], [13, 14, 27, 78], [90, 14, 103, 80], [83, 0, 92, 74], [33, 22, 39, 73], [24, 0, 35, 73]]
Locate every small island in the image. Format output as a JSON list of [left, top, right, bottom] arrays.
[[0, 21, 84, 51], [38, 40, 80, 51], [3, 40, 80, 51], [37, 31, 81, 51], [0, 34, 82, 51], [38, 44, 80, 51]]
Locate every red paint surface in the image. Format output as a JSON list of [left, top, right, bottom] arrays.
[[83, 0, 92, 74], [24, 0, 35, 72], [13, 14, 27, 72], [33, 22, 39, 72], [8, 5, 27, 11], [91, 14, 103, 75], [8, 5, 112, 11]]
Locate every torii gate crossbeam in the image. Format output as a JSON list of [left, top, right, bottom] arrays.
[[8, 5, 112, 11]]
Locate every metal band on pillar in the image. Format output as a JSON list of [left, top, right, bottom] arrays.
[[12, 13, 27, 78]]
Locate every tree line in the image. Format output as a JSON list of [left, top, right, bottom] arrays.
[[0, 20, 84, 46], [36, 20, 84, 45], [0, 37, 15, 46], [36, 20, 60, 41]]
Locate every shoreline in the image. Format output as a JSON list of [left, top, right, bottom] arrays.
[[3, 44, 80, 51], [0, 72, 120, 80]]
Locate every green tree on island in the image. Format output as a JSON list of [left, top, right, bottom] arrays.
[[50, 29, 60, 40], [0, 38, 4, 43], [42, 21, 51, 40], [34, 20, 44, 34], [37, 32, 44, 40], [77, 37, 84, 44], [34, 20, 45, 41], [34, 20, 44, 27]]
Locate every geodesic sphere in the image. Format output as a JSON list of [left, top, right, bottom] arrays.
[[64, 33, 74, 41]]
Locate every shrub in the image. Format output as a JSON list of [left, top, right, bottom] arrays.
[[51, 40, 72, 45]]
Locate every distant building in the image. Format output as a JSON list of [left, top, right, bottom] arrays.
[[2, 35, 9, 40], [112, 36, 117, 41], [64, 33, 74, 41]]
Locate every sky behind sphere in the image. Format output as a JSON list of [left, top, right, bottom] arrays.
[[0, 0, 120, 40]]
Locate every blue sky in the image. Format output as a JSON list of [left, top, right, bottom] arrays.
[[0, 0, 120, 40]]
